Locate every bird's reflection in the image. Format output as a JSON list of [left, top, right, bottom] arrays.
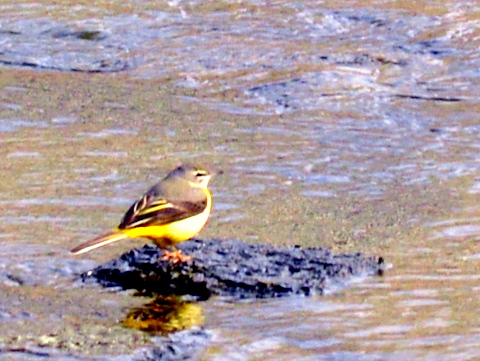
[[122, 296, 204, 334]]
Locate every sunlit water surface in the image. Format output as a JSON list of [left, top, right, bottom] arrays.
[[0, 0, 479, 360]]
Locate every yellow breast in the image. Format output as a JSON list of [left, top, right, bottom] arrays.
[[121, 189, 212, 247]]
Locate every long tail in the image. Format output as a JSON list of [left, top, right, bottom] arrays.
[[70, 230, 128, 255]]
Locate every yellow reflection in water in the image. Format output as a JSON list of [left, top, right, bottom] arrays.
[[122, 296, 204, 334]]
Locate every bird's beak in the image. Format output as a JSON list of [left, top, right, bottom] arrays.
[[209, 168, 223, 178]]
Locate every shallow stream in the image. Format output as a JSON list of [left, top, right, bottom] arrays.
[[0, 0, 479, 359]]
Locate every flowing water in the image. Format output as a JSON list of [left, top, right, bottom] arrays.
[[0, 0, 479, 360]]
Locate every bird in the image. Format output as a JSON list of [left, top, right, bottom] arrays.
[[70, 164, 213, 262]]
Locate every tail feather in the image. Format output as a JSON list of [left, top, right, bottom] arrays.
[[70, 230, 128, 255]]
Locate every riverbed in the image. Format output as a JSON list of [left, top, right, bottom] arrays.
[[0, 0, 479, 359]]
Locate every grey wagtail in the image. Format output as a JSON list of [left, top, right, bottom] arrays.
[[70, 164, 213, 262]]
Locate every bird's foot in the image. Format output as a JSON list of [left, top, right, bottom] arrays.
[[160, 248, 192, 263]]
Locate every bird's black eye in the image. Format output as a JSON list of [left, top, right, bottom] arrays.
[[195, 170, 209, 177]]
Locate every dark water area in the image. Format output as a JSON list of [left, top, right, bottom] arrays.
[[0, 0, 479, 360]]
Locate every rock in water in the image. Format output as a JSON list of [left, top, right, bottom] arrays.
[[81, 239, 384, 299]]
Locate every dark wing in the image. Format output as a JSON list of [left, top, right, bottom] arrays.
[[118, 191, 207, 230]]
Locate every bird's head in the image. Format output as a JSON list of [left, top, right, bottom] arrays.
[[167, 164, 212, 189]]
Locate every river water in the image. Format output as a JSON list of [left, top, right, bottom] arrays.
[[0, 0, 479, 360]]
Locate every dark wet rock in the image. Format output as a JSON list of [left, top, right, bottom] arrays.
[[81, 239, 384, 299]]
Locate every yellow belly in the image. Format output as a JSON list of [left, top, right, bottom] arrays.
[[121, 193, 212, 248]]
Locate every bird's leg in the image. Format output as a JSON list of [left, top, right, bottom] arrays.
[[161, 247, 192, 263]]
